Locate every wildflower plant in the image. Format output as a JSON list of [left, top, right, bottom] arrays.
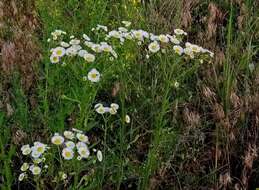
[[18, 129, 103, 188]]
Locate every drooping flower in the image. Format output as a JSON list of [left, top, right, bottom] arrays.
[[21, 145, 31, 155], [65, 141, 76, 149], [18, 173, 26, 181], [97, 150, 103, 162]]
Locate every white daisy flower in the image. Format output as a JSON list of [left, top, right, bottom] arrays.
[[64, 131, 75, 140], [20, 163, 29, 171], [83, 53, 95, 62], [78, 147, 90, 158], [88, 68, 101, 83], [76, 142, 87, 149], [31, 150, 41, 159], [53, 47, 66, 57], [18, 173, 26, 181], [184, 47, 194, 58], [62, 148, 74, 160], [69, 39, 80, 45], [190, 44, 201, 53], [174, 29, 187, 35], [21, 146, 31, 156], [108, 30, 121, 39], [78, 49, 88, 57], [110, 103, 119, 110], [97, 150, 103, 162], [95, 105, 105, 114], [31, 142, 47, 154], [101, 44, 113, 52], [51, 134, 64, 145], [50, 55, 60, 64], [109, 107, 117, 115], [125, 115, 131, 123], [91, 44, 102, 53], [65, 47, 78, 56], [158, 34, 169, 43], [148, 41, 160, 53], [173, 45, 184, 55], [65, 141, 76, 149], [76, 133, 89, 143], [30, 165, 41, 175], [60, 41, 70, 48]]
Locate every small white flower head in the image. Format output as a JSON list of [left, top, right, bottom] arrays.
[[148, 41, 160, 53], [184, 47, 194, 58], [69, 39, 80, 45], [158, 34, 169, 43], [65, 47, 78, 56], [47, 38, 51, 42], [169, 35, 180, 44], [95, 105, 105, 114], [83, 34, 91, 41], [77, 156, 82, 161], [30, 165, 41, 175], [125, 115, 131, 124], [174, 81, 180, 88], [97, 150, 103, 162], [60, 41, 70, 48], [18, 173, 26, 181], [83, 53, 95, 63], [101, 43, 113, 52], [50, 55, 60, 64], [146, 54, 150, 59], [173, 45, 184, 55], [76, 133, 89, 143], [109, 107, 117, 115], [108, 30, 121, 39], [62, 173, 67, 180], [53, 47, 66, 57], [122, 21, 132, 27], [31, 150, 41, 159], [76, 142, 87, 149], [78, 49, 88, 57], [65, 141, 76, 149], [91, 44, 102, 53], [174, 29, 187, 35], [51, 134, 65, 145], [190, 44, 201, 53], [21, 145, 31, 155], [62, 148, 74, 160], [78, 147, 90, 158], [21, 163, 29, 171], [32, 142, 47, 154], [64, 131, 75, 140], [88, 68, 101, 83], [44, 165, 49, 169], [133, 30, 145, 41], [110, 103, 119, 110]]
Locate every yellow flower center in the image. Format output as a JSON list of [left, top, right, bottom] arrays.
[[91, 73, 97, 79], [65, 151, 71, 157]]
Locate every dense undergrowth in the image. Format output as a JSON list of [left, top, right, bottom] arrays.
[[0, 0, 258, 189]]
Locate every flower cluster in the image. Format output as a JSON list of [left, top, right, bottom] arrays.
[[19, 142, 49, 181], [94, 103, 119, 115], [49, 21, 213, 85], [51, 128, 102, 161], [18, 129, 102, 182]]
